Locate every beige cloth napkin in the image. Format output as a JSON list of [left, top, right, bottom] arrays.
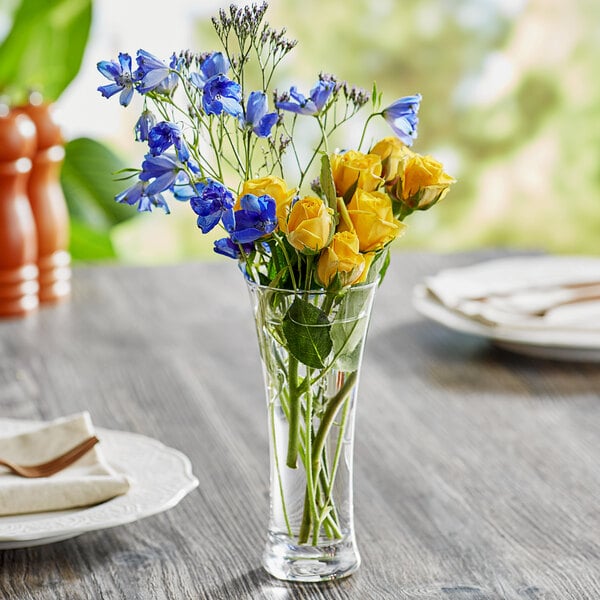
[[0, 413, 130, 516], [425, 256, 600, 333]]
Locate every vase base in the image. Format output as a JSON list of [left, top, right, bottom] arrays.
[[262, 532, 360, 582]]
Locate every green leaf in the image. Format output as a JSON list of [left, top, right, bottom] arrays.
[[342, 177, 359, 204], [68, 220, 116, 261], [377, 249, 391, 285], [61, 137, 136, 230], [282, 298, 333, 369], [0, 0, 92, 101], [330, 320, 365, 372], [330, 288, 372, 371], [320, 154, 337, 212]]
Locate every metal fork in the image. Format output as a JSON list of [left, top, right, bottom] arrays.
[[0, 436, 100, 478]]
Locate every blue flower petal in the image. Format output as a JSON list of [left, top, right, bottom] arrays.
[[118, 52, 132, 75], [119, 85, 135, 107], [246, 91, 268, 125], [97, 60, 121, 80], [189, 72, 205, 90], [254, 112, 278, 138], [201, 52, 230, 79], [214, 237, 240, 259], [196, 212, 221, 233], [98, 83, 122, 99], [230, 227, 265, 244]]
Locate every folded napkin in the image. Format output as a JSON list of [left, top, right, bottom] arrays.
[[425, 256, 600, 332], [0, 413, 130, 516]]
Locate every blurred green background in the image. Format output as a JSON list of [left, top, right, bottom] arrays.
[[1, 0, 598, 263]]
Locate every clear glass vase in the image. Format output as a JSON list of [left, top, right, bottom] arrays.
[[246, 280, 378, 582]]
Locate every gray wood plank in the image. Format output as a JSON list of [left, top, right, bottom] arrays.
[[0, 251, 599, 599]]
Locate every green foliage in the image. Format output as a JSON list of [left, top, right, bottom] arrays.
[[61, 137, 134, 260], [283, 298, 333, 368], [68, 220, 117, 260], [0, 0, 92, 102]]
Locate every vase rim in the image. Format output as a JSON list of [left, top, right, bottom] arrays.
[[245, 279, 379, 295]]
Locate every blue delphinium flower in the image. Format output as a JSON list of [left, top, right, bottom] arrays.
[[115, 180, 170, 214], [213, 237, 254, 260], [154, 53, 181, 95], [189, 179, 235, 233], [202, 75, 243, 117], [381, 94, 422, 146], [147, 122, 190, 162], [222, 194, 277, 244], [139, 153, 185, 195], [190, 52, 230, 90], [135, 50, 172, 93], [275, 80, 334, 116], [243, 91, 278, 138], [97, 53, 136, 107], [135, 109, 157, 142]]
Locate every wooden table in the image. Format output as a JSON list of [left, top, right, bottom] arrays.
[[1, 252, 599, 599]]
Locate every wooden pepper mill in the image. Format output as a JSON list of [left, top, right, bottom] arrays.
[[18, 101, 71, 303], [0, 106, 39, 318]]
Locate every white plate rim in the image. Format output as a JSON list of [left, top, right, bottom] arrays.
[[413, 284, 600, 361], [0, 421, 199, 547]]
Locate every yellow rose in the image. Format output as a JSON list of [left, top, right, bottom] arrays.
[[317, 231, 365, 287], [370, 137, 412, 182], [286, 196, 333, 254], [239, 176, 296, 232], [330, 150, 383, 197], [390, 153, 455, 211], [344, 189, 405, 252]]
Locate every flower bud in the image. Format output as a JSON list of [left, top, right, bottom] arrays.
[[286, 196, 333, 254], [388, 152, 455, 212], [317, 231, 365, 287], [370, 137, 411, 182]]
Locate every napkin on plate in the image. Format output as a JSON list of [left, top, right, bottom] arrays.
[[424, 256, 600, 331], [0, 413, 130, 516]]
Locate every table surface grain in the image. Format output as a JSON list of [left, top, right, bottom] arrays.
[[0, 251, 599, 600]]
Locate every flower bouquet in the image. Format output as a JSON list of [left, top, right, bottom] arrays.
[[97, 2, 454, 582]]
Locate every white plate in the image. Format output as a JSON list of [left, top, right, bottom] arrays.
[[0, 421, 199, 549], [413, 284, 600, 362]]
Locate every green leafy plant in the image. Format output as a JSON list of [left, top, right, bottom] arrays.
[[0, 0, 92, 102], [0, 0, 133, 261], [61, 138, 136, 260]]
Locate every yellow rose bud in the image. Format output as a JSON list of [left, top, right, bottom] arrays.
[[239, 176, 296, 232], [330, 150, 383, 197], [317, 231, 365, 287], [391, 153, 455, 211], [287, 196, 333, 254], [370, 137, 412, 182], [344, 189, 405, 252]]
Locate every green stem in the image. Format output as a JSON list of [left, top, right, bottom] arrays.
[[273, 233, 298, 291], [285, 355, 300, 469], [357, 112, 379, 152], [323, 393, 351, 516], [298, 488, 311, 543], [299, 377, 319, 545], [270, 400, 293, 537], [311, 371, 358, 484]]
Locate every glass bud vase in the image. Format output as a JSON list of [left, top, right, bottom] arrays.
[[247, 280, 378, 582]]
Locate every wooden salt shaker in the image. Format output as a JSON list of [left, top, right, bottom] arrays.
[[18, 101, 71, 303], [0, 106, 39, 318]]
